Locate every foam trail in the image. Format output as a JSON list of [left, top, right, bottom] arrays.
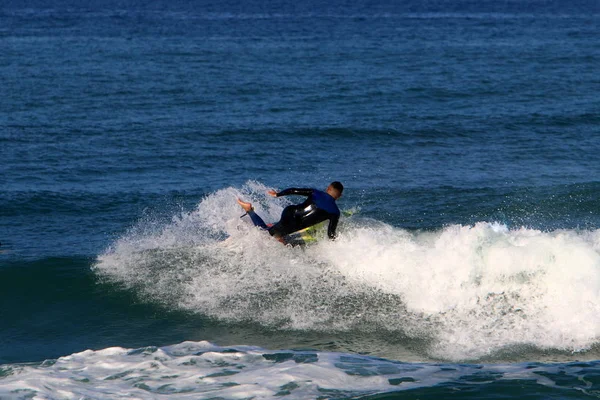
[[94, 182, 600, 361], [2, 341, 596, 399], [329, 222, 600, 359]]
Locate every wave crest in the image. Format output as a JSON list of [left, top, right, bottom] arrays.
[[94, 182, 600, 360]]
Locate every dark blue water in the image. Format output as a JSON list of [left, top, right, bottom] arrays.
[[2, 0, 600, 397]]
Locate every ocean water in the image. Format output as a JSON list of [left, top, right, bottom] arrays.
[[2, 0, 600, 398]]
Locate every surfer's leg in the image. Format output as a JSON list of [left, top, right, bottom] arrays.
[[268, 222, 285, 237], [266, 206, 296, 238], [247, 210, 269, 230], [237, 198, 269, 230]]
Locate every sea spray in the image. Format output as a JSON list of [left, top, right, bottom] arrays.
[[94, 183, 600, 361]]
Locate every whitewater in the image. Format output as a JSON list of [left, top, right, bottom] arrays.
[[6, 340, 600, 399], [4, 183, 600, 399], [91, 182, 600, 362]]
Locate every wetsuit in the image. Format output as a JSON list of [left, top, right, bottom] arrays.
[[246, 188, 340, 241]]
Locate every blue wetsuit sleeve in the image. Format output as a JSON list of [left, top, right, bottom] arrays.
[[276, 188, 314, 197], [327, 214, 339, 240]]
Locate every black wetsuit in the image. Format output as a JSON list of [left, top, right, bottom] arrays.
[[247, 188, 341, 240]]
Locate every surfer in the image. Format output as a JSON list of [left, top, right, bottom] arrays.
[[237, 182, 343, 243]]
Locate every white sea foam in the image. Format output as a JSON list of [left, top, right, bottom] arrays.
[[94, 182, 600, 361], [0, 341, 591, 400]]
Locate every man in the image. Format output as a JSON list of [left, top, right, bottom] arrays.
[[237, 181, 343, 244]]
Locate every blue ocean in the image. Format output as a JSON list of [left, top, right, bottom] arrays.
[[2, 0, 600, 398]]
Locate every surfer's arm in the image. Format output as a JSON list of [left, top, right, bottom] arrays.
[[271, 188, 314, 197], [327, 214, 339, 240]]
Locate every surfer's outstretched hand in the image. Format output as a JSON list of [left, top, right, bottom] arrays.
[[267, 190, 277, 197]]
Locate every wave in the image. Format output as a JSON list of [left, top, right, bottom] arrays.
[[2, 340, 599, 399], [4, 2, 596, 19], [94, 182, 600, 361]]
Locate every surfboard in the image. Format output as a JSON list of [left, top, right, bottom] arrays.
[[280, 209, 357, 246], [240, 208, 357, 246], [283, 221, 327, 246]]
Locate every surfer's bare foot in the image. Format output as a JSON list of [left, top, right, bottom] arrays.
[[237, 198, 253, 212]]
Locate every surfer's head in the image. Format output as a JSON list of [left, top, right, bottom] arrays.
[[327, 181, 344, 199]]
